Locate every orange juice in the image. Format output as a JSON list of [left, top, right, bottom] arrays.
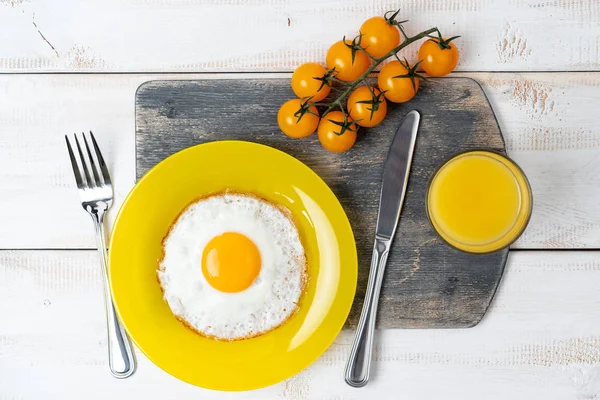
[[427, 151, 532, 253]]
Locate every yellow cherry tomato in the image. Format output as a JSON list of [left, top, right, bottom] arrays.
[[291, 63, 331, 102], [317, 111, 358, 152], [347, 86, 387, 128], [360, 16, 400, 59], [277, 99, 319, 138], [326, 40, 371, 82], [377, 60, 419, 103], [418, 38, 459, 77]]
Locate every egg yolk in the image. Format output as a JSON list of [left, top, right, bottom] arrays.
[[201, 232, 261, 293]]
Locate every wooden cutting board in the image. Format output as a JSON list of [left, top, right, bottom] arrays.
[[135, 77, 508, 329]]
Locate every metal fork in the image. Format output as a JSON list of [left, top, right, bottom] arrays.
[[65, 131, 136, 378]]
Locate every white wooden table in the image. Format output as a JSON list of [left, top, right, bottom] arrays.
[[1, 1, 600, 398]]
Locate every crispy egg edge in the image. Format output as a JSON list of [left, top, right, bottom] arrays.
[[156, 189, 309, 342]]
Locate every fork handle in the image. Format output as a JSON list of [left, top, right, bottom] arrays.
[[91, 208, 136, 378]]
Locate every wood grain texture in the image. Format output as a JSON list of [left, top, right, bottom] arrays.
[[1, 250, 599, 399], [0, 0, 599, 72], [135, 78, 508, 328], [1, 72, 599, 249], [0, 1, 598, 398]]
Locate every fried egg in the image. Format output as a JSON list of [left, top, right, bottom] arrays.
[[157, 192, 307, 341]]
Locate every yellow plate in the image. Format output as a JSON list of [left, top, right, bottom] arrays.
[[109, 141, 357, 391]]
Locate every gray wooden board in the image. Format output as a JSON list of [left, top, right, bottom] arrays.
[[135, 77, 509, 329]]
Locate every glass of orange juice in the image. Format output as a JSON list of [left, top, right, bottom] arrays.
[[426, 150, 532, 254]]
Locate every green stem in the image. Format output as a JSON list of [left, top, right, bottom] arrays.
[[364, 51, 378, 62], [320, 26, 438, 117], [330, 77, 353, 85]]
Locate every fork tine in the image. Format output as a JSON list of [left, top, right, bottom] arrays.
[[89, 131, 112, 186], [65, 135, 85, 189], [74, 134, 93, 187], [83, 132, 102, 186]]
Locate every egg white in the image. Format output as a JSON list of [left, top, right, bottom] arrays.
[[158, 193, 307, 340]]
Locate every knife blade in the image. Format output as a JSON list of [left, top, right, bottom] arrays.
[[376, 110, 420, 239], [344, 110, 420, 388]]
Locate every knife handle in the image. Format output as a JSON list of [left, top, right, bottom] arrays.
[[344, 236, 391, 388]]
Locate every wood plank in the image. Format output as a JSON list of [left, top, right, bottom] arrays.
[[0, 72, 599, 249], [0, 0, 598, 72], [135, 78, 510, 329], [1, 250, 599, 398]]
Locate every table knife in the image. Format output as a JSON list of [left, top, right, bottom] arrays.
[[344, 110, 420, 387]]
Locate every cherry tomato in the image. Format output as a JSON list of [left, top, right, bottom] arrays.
[[347, 86, 387, 127], [360, 16, 400, 59], [418, 38, 459, 77], [326, 40, 371, 82], [277, 99, 319, 138], [291, 63, 331, 102], [317, 111, 358, 152], [377, 60, 419, 103]]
